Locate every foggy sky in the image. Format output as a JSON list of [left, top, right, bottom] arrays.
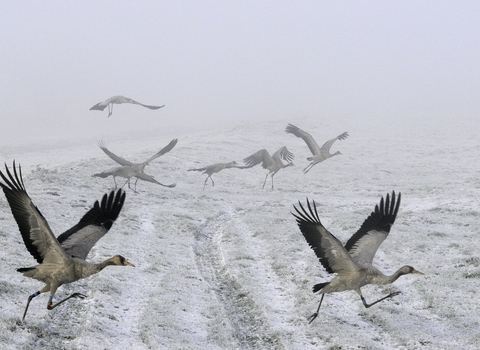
[[1, 1, 479, 149]]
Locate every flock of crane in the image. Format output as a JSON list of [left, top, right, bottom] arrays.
[[0, 95, 423, 324]]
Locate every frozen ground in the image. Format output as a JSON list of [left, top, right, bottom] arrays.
[[0, 116, 479, 349]]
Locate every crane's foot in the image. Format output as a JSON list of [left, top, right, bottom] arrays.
[[388, 291, 401, 298], [72, 292, 87, 299], [308, 312, 319, 324], [47, 293, 87, 310], [363, 291, 402, 308]]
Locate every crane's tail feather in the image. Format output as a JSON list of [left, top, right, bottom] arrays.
[[312, 282, 329, 293]]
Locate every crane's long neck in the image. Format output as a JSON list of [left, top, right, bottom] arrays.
[[224, 162, 237, 169], [77, 258, 119, 279], [384, 266, 413, 284]]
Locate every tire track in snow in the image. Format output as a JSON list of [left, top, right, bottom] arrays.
[[194, 209, 286, 350]]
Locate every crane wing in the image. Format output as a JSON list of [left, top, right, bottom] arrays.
[[0, 162, 69, 265], [135, 172, 176, 188], [344, 191, 401, 265], [243, 149, 273, 169], [285, 124, 321, 156], [90, 102, 107, 111], [98, 141, 135, 166], [320, 132, 349, 152], [57, 190, 125, 260], [143, 139, 178, 164], [292, 199, 360, 275], [271, 146, 294, 162], [90, 96, 121, 110], [123, 97, 165, 110], [57, 190, 126, 260]]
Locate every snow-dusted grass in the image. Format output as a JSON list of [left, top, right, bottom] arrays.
[[0, 117, 478, 349]]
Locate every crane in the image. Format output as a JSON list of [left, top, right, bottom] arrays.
[[292, 191, 423, 323], [188, 161, 239, 190], [90, 95, 165, 117], [94, 139, 177, 191], [93, 165, 176, 192], [242, 146, 294, 190], [285, 124, 348, 174], [0, 162, 134, 320]]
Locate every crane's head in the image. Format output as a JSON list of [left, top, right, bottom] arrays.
[[226, 161, 238, 168], [108, 255, 135, 267], [401, 265, 424, 275]]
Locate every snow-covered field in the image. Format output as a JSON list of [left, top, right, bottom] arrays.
[[0, 116, 478, 350]]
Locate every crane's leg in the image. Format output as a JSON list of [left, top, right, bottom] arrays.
[[113, 176, 118, 190], [134, 178, 139, 192], [210, 176, 215, 187], [262, 173, 269, 188], [120, 179, 129, 189], [127, 180, 138, 193], [303, 163, 314, 174], [360, 291, 401, 308], [22, 285, 50, 320], [308, 293, 325, 324], [108, 103, 113, 117], [47, 293, 87, 311], [22, 290, 42, 320], [203, 176, 209, 190]]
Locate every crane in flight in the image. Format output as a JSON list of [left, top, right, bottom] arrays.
[[90, 95, 165, 117], [285, 124, 348, 174]]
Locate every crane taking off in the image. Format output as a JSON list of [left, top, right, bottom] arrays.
[[0, 162, 134, 320], [292, 191, 423, 323]]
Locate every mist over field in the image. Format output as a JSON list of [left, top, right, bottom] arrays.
[[1, 2, 479, 349]]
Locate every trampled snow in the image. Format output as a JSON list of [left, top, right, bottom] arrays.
[[0, 116, 478, 349]]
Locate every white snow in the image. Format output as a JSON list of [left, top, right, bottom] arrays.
[[0, 116, 479, 350]]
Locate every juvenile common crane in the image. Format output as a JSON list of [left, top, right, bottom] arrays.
[[285, 124, 348, 174], [90, 95, 165, 117], [94, 139, 178, 191], [292, 191, 423, 323], [0, 162, 133, 320], [242, 147, 294, 190], [188, 161, 239, 190]]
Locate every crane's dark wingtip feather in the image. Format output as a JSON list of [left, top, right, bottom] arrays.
[[0, 161, 45, 264], [57, 189, 126, 244], [292, 198, 322, 226], [344, 191, 401, 253], [293, 198, 336, 274]]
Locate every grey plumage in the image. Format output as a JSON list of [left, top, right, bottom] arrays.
[[94, 139, 177, 191], [242, 146, 294, 190], [188, 161, 239, 190], [0, 162, 133, 320], [285, 124, 348, 174], [90, 95, 165, 117], [292, 191, 423, 323]]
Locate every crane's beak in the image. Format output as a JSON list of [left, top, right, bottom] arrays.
[[412, 269, 424, 275], [125, 259, 135, 267]]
